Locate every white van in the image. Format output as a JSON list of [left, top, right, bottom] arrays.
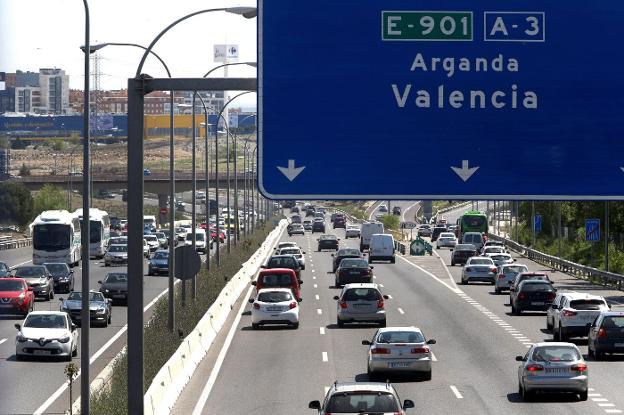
[[185, 229, 207, 254], [369, 233, 395, 263], [461, 232, 485, 251], [360, 222, 384, 251]]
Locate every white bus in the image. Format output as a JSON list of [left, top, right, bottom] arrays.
[[74, 208, 111, 258], [32, 210, 82, 266]]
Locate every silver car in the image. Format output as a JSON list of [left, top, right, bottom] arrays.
[[345, 225, 361, 239], [495, 263, 528, 294], [362, 327, 436, 380], [104, 244, 128, 266], [460, 257, 498, 285], [487, 253, 515, 267], [308, 381, 414, 414], [516, 342, 588, 401], [334, 283, 388, 327], [436, 232, 457, 249]]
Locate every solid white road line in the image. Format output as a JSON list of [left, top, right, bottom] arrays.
[[449, 385, 463, 399], [322, 352, 328, 362], [431, 352, 438, 362], [320, 327, 325, 335], [10, 259, 33, 268], [191, 284, 256, 415], [599, 403, 616, 407], [313, 276, 316, 280], [592, 398, 609, 402], [0, 338, 6, 346]]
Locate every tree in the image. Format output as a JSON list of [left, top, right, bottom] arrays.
[[0, 183, 34, 230], [34, 184, 66, 215], [19, 163, 31, 176]]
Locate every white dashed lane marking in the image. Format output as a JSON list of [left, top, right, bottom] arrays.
[[397, 308, 405, 315], [317, 309, 322, 315], [315, 294, 320, 300], [319, 327, 325, 335], [449, 385, 463, 399], [0, 338, 7, 346], [322, 352, 328, 362]]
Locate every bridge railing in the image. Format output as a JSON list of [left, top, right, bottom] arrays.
[[0, 237, 32, 251]]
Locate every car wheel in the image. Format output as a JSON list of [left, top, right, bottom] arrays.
[[251, 323, 260, 330], [390, 257, 395, 264], [588, 345, 595, 358], [460, 278, 467, 285], [520, 384, 532, 401], [595, 350, 604, 360], [511, 303, 517, 315], [450, 262, 455, 266], [108, 313, 112, 325], [494, 287, 501, 294], [558, 326, 566, 341], [337, 318, 344, 328], [553, 325, 560, 341], [579, 390, 588, 401], [421, 370, 432, 381], [546, 320, 552, 331], [48, 289, 54, 301], [379, 319, 386, 328], [72, 346, 78, 357]]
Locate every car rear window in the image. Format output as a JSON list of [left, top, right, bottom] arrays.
[[261, 274, 294, 287], [343, 288, 380, 301], [602, 316, 624, 328], [570, 299, 606, 310], [532, 346, 580, 362], [520, 281, 553, 291], [455, 244, 476, 251], [105, 273, 127, 283], [268, 257, 298, 268], [377, 331, 424, 344], [258, 291, 292, 303], [320, 235, 337, 240], [339, 259, 368, 268], [326, 392, 399, 413], [470, 258, 493, 265]]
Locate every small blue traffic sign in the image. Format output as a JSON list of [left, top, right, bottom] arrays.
[[534, 215, 542, 232], [585, 219, 600, 242]]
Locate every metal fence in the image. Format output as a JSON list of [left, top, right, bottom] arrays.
[[0, 236, 32, 251]]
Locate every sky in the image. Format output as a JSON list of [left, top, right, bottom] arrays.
[[0, 0, 257, 108]]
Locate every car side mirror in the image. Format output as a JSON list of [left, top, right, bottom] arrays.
[[58, 297, 64, 302], [515, 355, 524, 361], [308, 401, 321, 410], [251, 281, 257, 286], [331, 254, 334, 257], [98, 280, 103, 285], [14, 324, 21, 330], [71, 324, 77, 331], [362, 340, 372, 345], [383, 295, 389, 300], [333, 295, 340, 300], [337, 239, 341, 241], [70, 270, 74, 274], [403, 399, 415, 409], [551, 304, 558, 309], [369, 266, 374, 269], [426, 339, 437, 345], [260, 265, 267, 269], [248, 298, 254, 303]]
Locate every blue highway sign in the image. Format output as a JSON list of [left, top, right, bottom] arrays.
[[585, 219, 600, 242], [259, 0, 624, 199]]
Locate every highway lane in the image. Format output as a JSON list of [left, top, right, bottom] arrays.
[[0, 238, 221, 414], [174, 212, 622, 415]]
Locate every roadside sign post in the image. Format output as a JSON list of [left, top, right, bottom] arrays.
[[585, 219, 600, 243], [259, 1, 624, 199]]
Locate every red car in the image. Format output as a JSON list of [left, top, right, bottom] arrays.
[[0, 278, 35, 316], [252, 268, 302, 300], [210, 229, 226, 243]]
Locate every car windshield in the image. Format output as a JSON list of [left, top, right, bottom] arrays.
[[463, 234, 482, 243], [153, 251, 169, 259], [519, 274, 548, 283], [532, 346, 580, 362], [44, 264, 67, 273], [570, 299, 606, 310], [469, 258, 493, 265], [145, 236, 158, 242], [67, 292, 106, 301], [491, 255, 510, 260], [155, 233, 165, 239], [260, 274, 293, 287], [24, 314, 67, 329], [33, 224, 71, 251], [0, 280, 24, 291], [485, 247, 504, 253], [326, 392, 399, 413], [108, 245, 127, 253], [377, 331, 425, 344], [280, 249, 300, 255], [14, 267, 45, 278], [343, 288, 380, 301], [339, 259, 368, 268], [440, 233, 455, 238], [267, 257, 298, 268], [257, 291, 292, 303], [105, 273, 128, 283], [110, 238, 127, 245]]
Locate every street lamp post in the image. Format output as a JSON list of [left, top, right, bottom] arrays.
[[232, 114, 256, 244]]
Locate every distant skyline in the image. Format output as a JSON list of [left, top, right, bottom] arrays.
[[0, 0, 257, 108]]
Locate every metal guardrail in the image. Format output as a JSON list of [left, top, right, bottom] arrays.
[[0, 237, 32, 251]]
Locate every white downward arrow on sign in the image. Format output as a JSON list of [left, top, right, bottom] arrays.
[[277, 159, 305, 181], [450, 160, 479, 182]]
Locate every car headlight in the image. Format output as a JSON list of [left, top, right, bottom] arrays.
[[97, 307, 106, 314], [58, 335, 70, 344], [16, 333, 27, 343]]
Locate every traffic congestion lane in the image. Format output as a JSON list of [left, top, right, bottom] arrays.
[[432, 244, 624, 412], [179, 215, 611, 415]]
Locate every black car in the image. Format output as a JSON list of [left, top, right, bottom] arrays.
[[291, 206, 300, 214], [318, 234, 340, 251], [510, 280, 556, 315], [392, 206, 402, 215], [450, 244, 478, 266], [43, 263, 74, 294], [99, 272, 128, 303], [306, 208, 316, 217], [335, 258, 373, 287], [431, 225, 447, 242], [12, 265, 54, 300], [0, 261, 9, 277], [263, 255, 302, 280], [333, 216, 346, 229], [332, 248, 363, 272], [312, 220, 326, 233], [60, 291, 112, 327]]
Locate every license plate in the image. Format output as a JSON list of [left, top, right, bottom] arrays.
[[545, 368, 568, 373], [388, 362, 411, 368], [267, 307, 282, 312], [354, 304, 369, 308], [33, 350, 51, 356], [614, 343, 624, 347], [581, 314, 596, 320], [350, 271, 361, 275], [531, 302, 545, 306]]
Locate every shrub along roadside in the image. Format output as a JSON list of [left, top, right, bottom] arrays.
[[88, 218, 280, 415]]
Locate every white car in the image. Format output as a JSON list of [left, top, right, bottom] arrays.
[[15, 311, 78, 361], [249, 288, 300, 329], [185, 229, 207, 254], [482, 246, 506, 255], [144, 235, 160, 252], [345, 225, 361, 239], [378, 204, 388, 212], [549, 292, 610, 341], [461, 256, 497, 285], [275, 241, 299, 251], [278, 247, 306, 270], [142, 239, 150, 258], [436, 232, 457, 249], [485, 252, 515, 267]]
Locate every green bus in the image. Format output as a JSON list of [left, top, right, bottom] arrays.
[[456, 211, 488, 239]]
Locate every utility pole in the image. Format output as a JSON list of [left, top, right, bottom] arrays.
[[605, 201, 610, 272]]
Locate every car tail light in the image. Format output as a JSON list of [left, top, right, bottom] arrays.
[[572, 363, 588, 373], [562, 309, 577, 317], [253, 303, 260, 310], [377, 299, 385, 309], [526, 364, 544, 372], [498, 274, 506, 279], [371, 347, 390, 354], [339, 301, 348, 309], [547, 292, 556, 301], [411, 346, 429, 354], [289, 301, 297, 309], [518, 293, 526, 300], [598, 328, 607, 338], [490, 267, 498, 273]]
